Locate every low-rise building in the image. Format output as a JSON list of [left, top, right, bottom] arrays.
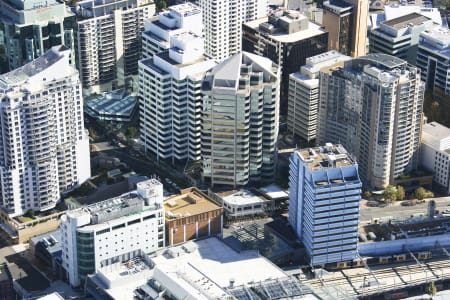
[[216, 190, 268, 219], [60, 179, 165, 287], [421, 122, 450, 194], [164, 188, 223, 246], [29, 230, 64, 278]]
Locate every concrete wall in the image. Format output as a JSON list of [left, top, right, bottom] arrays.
[[358, 234, 450, 256]]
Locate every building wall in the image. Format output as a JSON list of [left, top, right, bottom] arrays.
[[166, 209, 223, 246]]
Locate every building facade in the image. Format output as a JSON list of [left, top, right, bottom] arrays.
[[60, 179, 165, 287], [139, 32, 217, 163], [287, 51, 350, 142], [0, 0, 76, 73], [369, 13, 435, 65], [288, 144, 362, 265], [75, 0, 155, 95], [242, 9, 328, 112], [322, 0, 369, 57], [198, 0, 267, 61], [201, 52, 280, 187], [417, 27, 450, 96], [421, 122, 450, 194], [0, 46, 90, 217], [141, 2, 202, 60], [317, 54, 424, 189], [164, 187, 223, 246]]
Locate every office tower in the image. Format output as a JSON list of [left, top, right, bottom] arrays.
[[417, 27, 450, 96], [421, 122, 450, 195], [317, 53, 424, 189], [0, 0, 76, 73], [139, 32, 216, 163], [288, 143, 362, 265], [368, 5, 442, 30], [60, 179, 165, 287], [142, 2, 202, 59], [198, 0, 268, 61], [242, 10, 328, 112], [0, 46, 90, 217], [75, 0, 155, 95], [322, 0, 369, 57], [201, 52, 280, 187], [288, 51, 350, 142], [369, 13, 436, 64]]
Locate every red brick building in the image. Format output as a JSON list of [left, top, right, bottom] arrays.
[[164, 188, 223, 246]]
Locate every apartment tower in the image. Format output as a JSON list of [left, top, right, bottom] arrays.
[[317, 53, 424, 189], [322, 0, 369, 57], [139, 32, 216, 163], [287, 51, 350, 142], [0, 46, 90, 217], [288, 144, 362, 265], [75, 0, 155, 95], [201, 52, 280, 187], [198, 0, 268, 61]]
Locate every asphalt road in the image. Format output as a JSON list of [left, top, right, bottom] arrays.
[[360, 197, 450, 223]]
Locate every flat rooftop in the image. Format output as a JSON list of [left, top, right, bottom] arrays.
[[169, 2, 200, 16], [423, 122, 450, 140], [297, 143, 356, 171], [383, 12, 431, 29], [164, 188, 221, 219], [84, 89, 137, 121], [244, 17, 327, 43], [259, 184, 289, 200], [220, 190, 266, 206]]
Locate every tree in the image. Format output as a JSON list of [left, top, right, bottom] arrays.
[[156, 0, 167, 11], [396, 185, 405, 201], [383, 185, 397, 204], [427, 281, 437, 296], [415, 187, 427, 200], [429, 101, 440, 122], [363, 191, 372, 199]]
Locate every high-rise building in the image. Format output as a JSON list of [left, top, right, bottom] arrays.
[[242, 9, 328, 113], [322, 0, 369, 57], [60, 179, 165, 287], [0, 46, 90, 217], [75, 0, 155, 95], [421, 122, 450, 195], [369, 13, 436, 65], [288, 143, 362, 266], [198, 0, 268, 61], [317, 54, 424, 189], [139, 32, 216, 163], [287, 51, 350, 142], [0, 0, 76, 73], [141, 2, 202, 60], [417, 27, 450, 96], [201, 52, 280, 187]]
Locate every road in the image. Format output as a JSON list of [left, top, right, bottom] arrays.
[[360, 197, 450, 223]]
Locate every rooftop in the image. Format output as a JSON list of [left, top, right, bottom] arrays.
[[164, 188, 221, 220], [244, 17, 327, 44], [29, 230, 61, 255], [169, 2, 201, 17], [220, 190, 266, 206], [422, 122, 450, 141], [296, 143, 356, 171], [383, 12, 431, 29], [84, 89, 137, 122], [259, 184, 289, 200]]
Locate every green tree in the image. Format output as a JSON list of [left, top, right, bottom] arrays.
[[427, 281, 437, 296], [415, 187, 427, 200], [156, 0, 167, 10], [396, 185, 405, 201], [363, 191, 372, 199], [429, 101, 440, 122], [126, 126, 138, 138], [383, 185, 397, 204]]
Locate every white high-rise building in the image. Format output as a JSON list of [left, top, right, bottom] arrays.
[[201, 52, 280, 187], [75, 0, 155, 95], [139, 32, 217, 163], [287, 51, 350, 142], [0, 46, 90, 217], [198, 0, 268, 61], [142, 2, 202, 59], [60, 179, 165, 287]]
